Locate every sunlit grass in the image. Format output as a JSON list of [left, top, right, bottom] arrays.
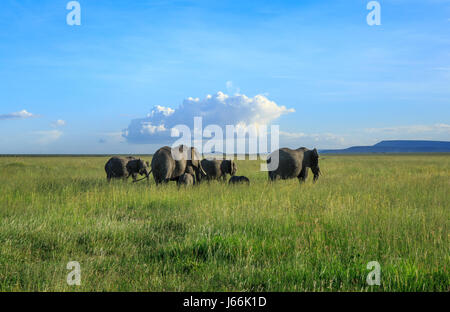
[[0, 154, 448, 291]]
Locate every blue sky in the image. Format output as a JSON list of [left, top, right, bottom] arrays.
[[0, 0, 449, 153]]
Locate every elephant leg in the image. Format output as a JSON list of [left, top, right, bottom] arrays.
[[194, 172, 199, 185], [153, 171, 163, 185], [131, 173, 137, 181], [268, 172, 275, 181], [222, 175, 227, 182], [298, 167, 308, 183]]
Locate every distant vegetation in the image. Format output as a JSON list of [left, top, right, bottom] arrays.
[[0, 155, 448, 291]]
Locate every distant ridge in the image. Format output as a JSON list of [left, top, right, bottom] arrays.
[[320, 140, 450, 154]]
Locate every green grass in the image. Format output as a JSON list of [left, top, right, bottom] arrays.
[[0, 154, 448, 291]]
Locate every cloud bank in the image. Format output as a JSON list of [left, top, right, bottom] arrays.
[[279, 123, 450, 150], [279, 131, 347, 148], [33, 130, 63, 144], [365, 123, 450, 134], [0, 110, 36, 120], [123, 92, 294, 144]]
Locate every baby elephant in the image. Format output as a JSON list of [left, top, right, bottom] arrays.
[[228, 176, 250, 185], [177, 173, 195, 187]]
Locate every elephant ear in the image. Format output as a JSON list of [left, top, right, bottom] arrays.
[[232, 160, 237, 175], [311, 148, 319, 166]]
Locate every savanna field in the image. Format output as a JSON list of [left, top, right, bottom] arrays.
[[0, 154, 448, 291]]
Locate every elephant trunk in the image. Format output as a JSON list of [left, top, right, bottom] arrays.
[[312, 166, 320, 182], [145, 168, 152, 181]]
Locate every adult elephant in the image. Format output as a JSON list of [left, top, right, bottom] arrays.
[[151, 145, 206, 185], [105, 156, 150, 182], [267, 147, 321, 183], [200, 159, 237, 182]]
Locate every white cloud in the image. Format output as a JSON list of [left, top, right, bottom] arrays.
[[123, 91, 294, 144], [225, 81, 240, 94], [365, 123, 450, 134], [51, 119, 66, 127], [0, 109, 36, 120], [279, 123, 450, 150], [280, 131, 347, 149], [34, 130, 63, 144]]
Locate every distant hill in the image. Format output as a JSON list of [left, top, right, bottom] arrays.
[[320, 140, 450, 154]]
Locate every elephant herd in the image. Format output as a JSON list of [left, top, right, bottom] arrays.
[[104, 144, 321, 186]]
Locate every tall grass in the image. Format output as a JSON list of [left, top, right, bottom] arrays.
[[0, 155, 448, 291]]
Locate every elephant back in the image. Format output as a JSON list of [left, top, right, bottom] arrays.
[[269, 148, 303, 179], [201, 159, 222, 178], [105, 156, 128, 177], [151, 146, 174, 180], [151, 145, 188, 180], [151, 145, 206, 183]]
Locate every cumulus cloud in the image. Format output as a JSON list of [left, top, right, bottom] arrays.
[[51, 119, 66, 127], [123, 92, 294, 144], [0, 109, 36, 120]]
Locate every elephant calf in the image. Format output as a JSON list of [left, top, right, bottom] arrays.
[[200, 159, 237, 182], [177, 173, 195, 187], [228, 176, 250, 185], [105, 156, 150, 182]]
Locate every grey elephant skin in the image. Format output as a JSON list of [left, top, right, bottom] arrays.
[[267, 147, 320, 182], [228, 176, 250, 185], [200, 159, 237, 182], [105, 156, 150, 181], [177, 173, 195, 187], [150, 145, 206, 185]]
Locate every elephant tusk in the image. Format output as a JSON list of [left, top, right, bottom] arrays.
[[199, 165, 207, 176]]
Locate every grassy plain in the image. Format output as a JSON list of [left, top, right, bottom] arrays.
[[0, 154, 448, 291]]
